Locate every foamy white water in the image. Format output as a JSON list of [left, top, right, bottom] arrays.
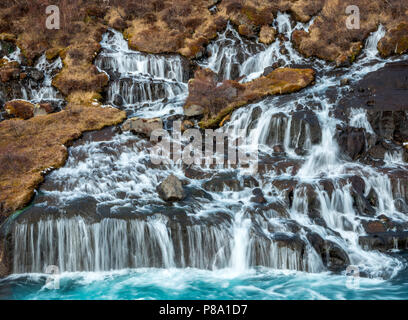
[[5, 14, 408, 284]]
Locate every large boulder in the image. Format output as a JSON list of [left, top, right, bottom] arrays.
[[121, 117, 163, 137], [157, 175, 185, 202]]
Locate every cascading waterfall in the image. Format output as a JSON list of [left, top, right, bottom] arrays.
[[95, 29, 188, 110], [0, 46, 64, 110], [28, 54, 63, 104], [13, 217, 231, 273], [13, 214, 313, 273], [7, 13, 408, 282]]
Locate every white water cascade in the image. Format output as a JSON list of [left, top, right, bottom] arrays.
[[95, 29, 188, 111], [0, 44, 64, 110], [8, 14, 408, 280]]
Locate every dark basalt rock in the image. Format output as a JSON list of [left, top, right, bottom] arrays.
[[307, 232, 350, 272], [242, 175, 259, 188], [257, 154, 303, 176], [339, 61, 408, 112], [362, 220, 387, 234], [387, 169, 408, 212], [202, 172, 243, 192], [343, 176, 376, 216], [273, 144, 285, 154], [366, 188, 379, 208], [271, 178, 298, 206], [185, 186, 213, 202], [273, 233, 306, 254], [318, 178, 336, 198], [334, 125, 366, 160], [248, 106, 263, 129], [112, 93, 124, 107], [338, 61, 408, 145], [183, 167, 212, 180], [246, 201, 289, 219], [293, 183, 320, 215], [250, 188, 267, 204], [27, 68, 44, 82], [289, 109, 322, 149], [359, 231, 408, 252], [347, 175, 366, 195]]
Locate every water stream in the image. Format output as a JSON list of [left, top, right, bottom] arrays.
[[1, 13, 408, 299]]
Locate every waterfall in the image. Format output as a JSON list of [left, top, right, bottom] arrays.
[[29, 54, 63, 103], [12, 215, 315, 273], [7, 16, 408, 280], [1, 48, 64, 109], [95, 29, 188, 111]]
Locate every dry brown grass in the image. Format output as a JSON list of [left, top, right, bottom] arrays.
[[123, 0, 226, 58], [292, 0, 408, 63], [0, 0, 111, 98], [1, 0, 407, 67], [0, 104, 126, 218], [4, 100, 34, 119], [184, 67, 315, 129]]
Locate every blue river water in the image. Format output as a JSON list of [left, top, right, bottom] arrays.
[[1, 266, 408, 300]]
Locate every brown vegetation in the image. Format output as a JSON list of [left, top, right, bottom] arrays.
[[291, 0, 408, 64], [0, 58, 20, 82], [4, 100, 34, 119], [122, 0, 227, 58], [378, 22, 408, 57], [1, 0, 407, 69], [0, 0, 407, 218], [0, 104, 126, 218], [184, 67, 315, 129], [0, 0, 112, 100], [218, 0, 325, 39]]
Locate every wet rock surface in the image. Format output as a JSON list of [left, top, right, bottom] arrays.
[[184, 67, 315, 128], [359, 232, 408, 252], [339, 61, 408, 114], [308, 232, 350, 273], [1, 2, 408, 280], [157, 175, 186, 202], [290, 109, 322, 148], [335, 126, 366, 160], [121, 117, 163, 137]]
